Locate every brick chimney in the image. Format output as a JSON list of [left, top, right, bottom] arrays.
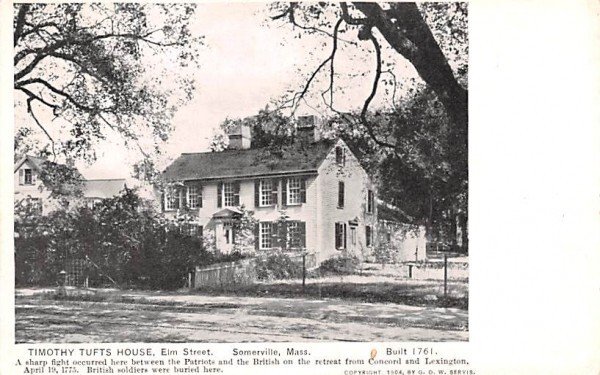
[[296, 115, 321, 144], [227, 123, 251, 150]]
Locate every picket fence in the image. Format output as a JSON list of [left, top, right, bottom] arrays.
[[191, 252, 317, 289]]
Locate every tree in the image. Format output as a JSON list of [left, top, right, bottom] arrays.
[[215, 107, 295, 150], [270, 2, 468, 250], [14, 3, 201, 163]]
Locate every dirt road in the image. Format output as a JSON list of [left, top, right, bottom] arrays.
[[15, 290, 468, 343]]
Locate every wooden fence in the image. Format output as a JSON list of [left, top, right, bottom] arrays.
[[192, 252, 317, 289], [192, 258, 256, 289], [286, 252, 318, 270]]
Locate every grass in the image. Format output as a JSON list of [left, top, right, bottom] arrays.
[[193, 280, 468, 310], [30, 272, 468, 311]]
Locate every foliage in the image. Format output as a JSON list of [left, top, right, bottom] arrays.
[[14, 189, 234, 290], [231, 205, 259, 255], [319, 256, 361, 275], [267, 2, 469, 250], [213, 89, 465, 247], [37, 161, 85, 200], [372, 240, 399, 266], [255, 251, 303, 280], [214, 107, 295, 151], [13, 3, 202, 163]]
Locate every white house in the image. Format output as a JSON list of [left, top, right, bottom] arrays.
[[14, 155, 127, 214], [161, 118, 378, 264]]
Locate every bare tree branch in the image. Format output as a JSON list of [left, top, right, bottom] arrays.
[[287, 18, 344, 113], [16, 86, 59, 110], [272, 3, 357, 44], [26, 97, 56, 159], [359, 33, 396, 149], [16, 77, 97, 112]]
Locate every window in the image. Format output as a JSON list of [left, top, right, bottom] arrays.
[[86, 198, 102, 209], [367, 189, 375, 214], [351, 227, 357, 245], [223, 182, 235, 207], [337, 181, 345, 208], [386, 232, 392, 242], [335, 146, 345, 165], [24, 169, 33, 185], [224, 224, 234, 244], [19, 168, 35, 186], [366, 225, 373, 247], [287, 221, 306, 249], [218, 182, 240, 207], [187, 185, 200, 209], [335, 222, 346, 250], [260, 179, 273, 206], [259, 222, 274, 250], [165, 188, 181, 211], [287, 177, 302, 205]]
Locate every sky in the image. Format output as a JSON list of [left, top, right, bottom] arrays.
[[15, 3, 421, 181]]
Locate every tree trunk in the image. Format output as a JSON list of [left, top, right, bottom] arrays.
[[352, 2, 468, 185]]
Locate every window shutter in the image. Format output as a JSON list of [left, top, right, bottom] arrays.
[[271, 178, 278, 206], [282, 179, 288, 207], [217, 182, 223, 208], [160, 193, 165, 212], [254, 180, 260, 207], [31, 171, 37, 184], [299, 221, 306, 248], [19, 169, 24, 185], [198, 184, 203, 208], [233, 182, 240, 206], [335, 223, 340, 249], [180, 186, 187, 209], [338, 181, 345, 208], [279, 221, 288, 250], [300, 178, 306, 203], [199, 225, 203, 239], [254, 223, 260, 250], [343, 223, 347, 249], [174, 188, 180, 209]]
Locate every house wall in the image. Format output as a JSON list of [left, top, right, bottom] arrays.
[[164, 174, 319, 254], [14, 160, 58, 214], [376, 220, 427, 263], [314, 139, 377, 263], [162, 139, 378, 264]]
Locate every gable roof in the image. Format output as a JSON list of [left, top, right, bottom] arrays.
[[162, 140, 336, 181], [83, 179, 127, 199], [14, 155, 53, 173]]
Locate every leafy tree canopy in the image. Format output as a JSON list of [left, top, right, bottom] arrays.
[[14, 3, 202, 163]]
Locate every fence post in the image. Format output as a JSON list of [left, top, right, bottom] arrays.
[[302, 252, 306, 294], [443, 253, 448, 298]]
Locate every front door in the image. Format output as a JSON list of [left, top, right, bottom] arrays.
[[216, 222, 234, 254]]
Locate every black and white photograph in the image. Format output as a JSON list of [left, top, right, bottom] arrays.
[[3, 0, 600, 373], [11, 1, 470, 344]]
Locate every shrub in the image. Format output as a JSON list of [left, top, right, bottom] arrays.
[[319, 256, 361, 275], [255, 252, 302, 280], [14, 188, 222, 290]]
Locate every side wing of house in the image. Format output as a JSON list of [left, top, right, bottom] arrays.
[[14, 158, 56, 214], [314, 139, 377, 263]]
